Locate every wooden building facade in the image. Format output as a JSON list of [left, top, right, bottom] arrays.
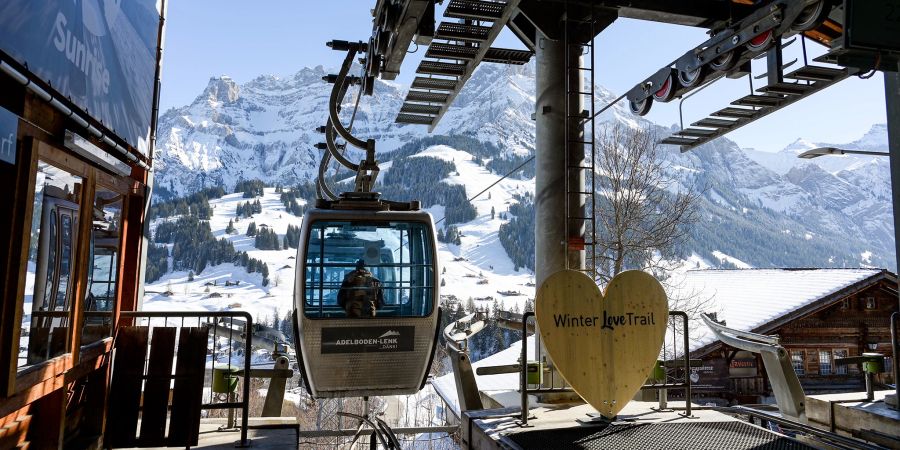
[[0, 2, 165, 448], [683, 269, 897, 405]]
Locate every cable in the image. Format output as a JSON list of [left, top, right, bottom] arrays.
[[434, 155, 535, 227], [584, 92, 627, 123], [857, 52, 881, 79], [347, 69, 364, 132]]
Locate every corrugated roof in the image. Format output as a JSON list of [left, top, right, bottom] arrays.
[[668, 268, 888, 353]]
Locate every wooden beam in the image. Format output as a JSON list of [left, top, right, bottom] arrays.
[[115, 183, 146, 322], [0, 137, 36, 396], [69, 165, 96, 364], [0, 369, 65, 420]]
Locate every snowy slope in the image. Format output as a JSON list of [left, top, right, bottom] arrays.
[[144, 144, 542, 321], [414, 145, 536, 310], [150, 60, 896, 301], [144, 189, 302, 323]]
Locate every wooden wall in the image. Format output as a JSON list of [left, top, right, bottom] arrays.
[[0, 73, 150, 449]]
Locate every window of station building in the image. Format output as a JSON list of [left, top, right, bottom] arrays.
[[819, 350, 833, 375], [864, 297, 876, 309], [19, 161, 83, 370], [791, 350, 805, 376], [303, 220, 435, 319], [833, 349, 849, 375], [81, 186, 123, 346]]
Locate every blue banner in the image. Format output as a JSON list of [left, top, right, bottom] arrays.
[[0, 0, 161, 156], [0, 107, 16, 165]]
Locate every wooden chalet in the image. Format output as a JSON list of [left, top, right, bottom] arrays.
[[671, 268, 897, 405]]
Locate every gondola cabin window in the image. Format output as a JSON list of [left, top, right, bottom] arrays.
[[81, 186, 123, 346], [304, 220, 434, 318], [19, 161, 83, 369]]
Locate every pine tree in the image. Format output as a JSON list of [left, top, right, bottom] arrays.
[[280, 313, 293, 341], [491, 206, 495, 220], [188, 270, 195, 281], [272, 309, 281, 332], [524, 298, 534, 313], [226, 219, 235, 234]]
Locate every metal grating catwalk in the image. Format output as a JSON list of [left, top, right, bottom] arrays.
[[395, 0, 533, 129], [504, 421, 816, 450]]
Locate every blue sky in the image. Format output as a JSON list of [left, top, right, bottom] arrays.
[[160, 1, 888, 152]]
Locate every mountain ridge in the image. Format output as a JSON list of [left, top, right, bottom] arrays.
[[152, 61, 895, 271]]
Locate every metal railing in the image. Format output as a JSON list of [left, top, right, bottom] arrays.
[[641, 311, 692, 416], [892, 311, 899, 409], [517, 310, 693, 425], [119, 310, 253, 447], [714, 405, 885, 450]]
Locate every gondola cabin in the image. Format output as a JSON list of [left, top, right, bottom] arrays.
[[28, 190, 80, 365], [294, 201, 440, 398]]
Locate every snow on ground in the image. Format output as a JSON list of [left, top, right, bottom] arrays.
[[414, 145, 537, 311], [861, 250, 873, 264], [144, 143, 753, 322], [144, 189, 301, 324], [144, 144, 540, 323], [710, 250, 752, 269]]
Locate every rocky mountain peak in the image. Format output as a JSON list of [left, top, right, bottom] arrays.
[[780, 137, 819, 154], [845, 123, 888, 151], [201, 76, 240, 105]]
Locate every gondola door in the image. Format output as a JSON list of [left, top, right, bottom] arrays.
[[28, 196, 79, 364]]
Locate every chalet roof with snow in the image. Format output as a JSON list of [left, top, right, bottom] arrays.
[[669, 268, 896, 355]]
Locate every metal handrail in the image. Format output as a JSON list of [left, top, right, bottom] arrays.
[[892, 312, 899, 409], [519, 311, 535, 425], [714, 405, 884, 450], [640, 311, 693, 416], [119, 310, 253, 447]]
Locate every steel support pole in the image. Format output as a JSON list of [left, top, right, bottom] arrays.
[[535, 32, 586, 287], [886, 71, 900, 410], [534, 28, 585, 386]]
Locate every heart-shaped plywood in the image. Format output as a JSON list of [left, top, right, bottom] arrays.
[[536, 269, 668, 418]]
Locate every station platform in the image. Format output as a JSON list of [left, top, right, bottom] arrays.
[[462, 401, 816, 450], [806, 390, 900, 448], [116, 418, 299, 450]]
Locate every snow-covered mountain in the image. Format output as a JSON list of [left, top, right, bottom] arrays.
[[153, 63, 637, 197], [152, 61, 895, 271]]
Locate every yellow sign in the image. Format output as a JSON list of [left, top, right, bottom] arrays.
[[535, 269, 668, 418]]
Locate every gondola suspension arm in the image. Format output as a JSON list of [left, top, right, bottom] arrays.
[[323, 40, 380, 193]]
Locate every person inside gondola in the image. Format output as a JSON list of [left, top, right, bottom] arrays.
[[338, 259, 384, 318]]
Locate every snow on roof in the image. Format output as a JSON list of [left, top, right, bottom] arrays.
[[669, 268, 887, 353], [433, 336, 537, 419]]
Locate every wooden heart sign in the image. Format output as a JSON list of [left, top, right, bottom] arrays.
[[536, 269, 668, 418]]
